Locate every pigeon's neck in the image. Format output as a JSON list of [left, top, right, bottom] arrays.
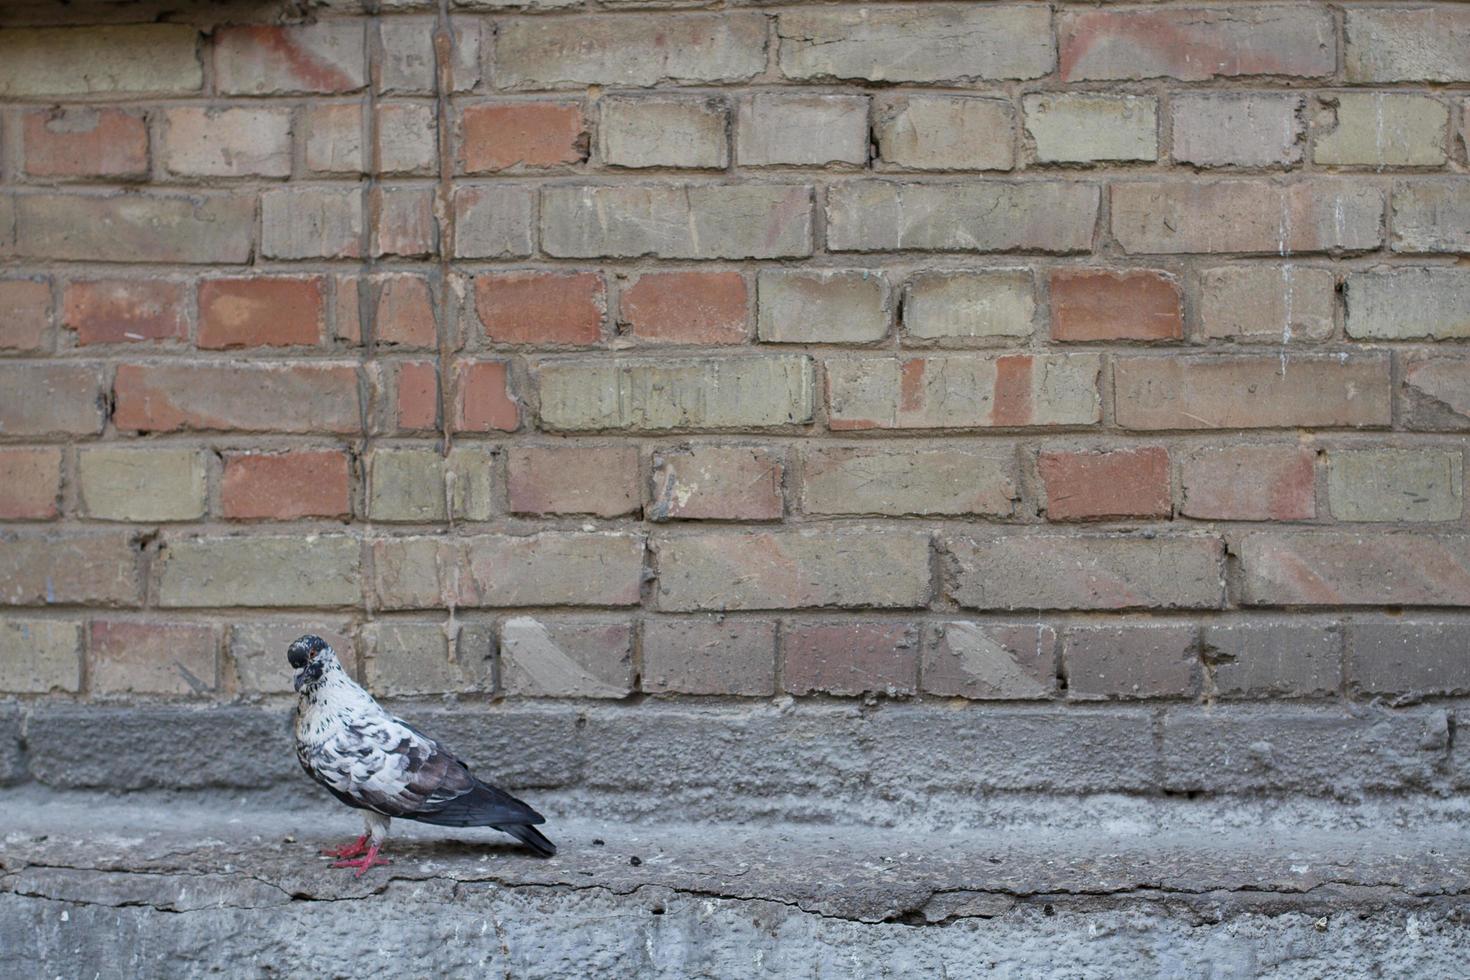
[[302, 662, 378, 713]]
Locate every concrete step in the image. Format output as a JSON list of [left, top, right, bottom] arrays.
[[3, 788, 1469, 978]]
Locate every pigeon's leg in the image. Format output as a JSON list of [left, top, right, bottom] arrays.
[[320, 834, 369, 859], [331, 812, 392, 877]]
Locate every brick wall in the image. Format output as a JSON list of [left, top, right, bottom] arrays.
[[0, 1, 1467, 712]]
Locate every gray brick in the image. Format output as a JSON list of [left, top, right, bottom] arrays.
[[1346, 268, 1470, 340], [1202, 623, 1341, 698], [1024, 94, 1157, 163], [874, 95, 1013, 172], [1063, 624, 1199, 700], [0, 618, 81, 693], [903, 270, 1035, 342], [1172, 94, 1304, 168], [1392, 181, 1470, 254], [1347, 621, 1470, 697], [453, 186, 535, 259], [757, 270, 888, 344], [600, 97, 728, 169], [1327, 449, 1463, 522], [736, 94, 869, 167], [156, 535, 361, 608], [362, 622, 494, 697], [641, 619, 776, 696], [802, 446, 1017, 517]]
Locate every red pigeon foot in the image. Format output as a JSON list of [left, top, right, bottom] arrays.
[[331, 844, 391, 878], [321, 835, 370, 859]]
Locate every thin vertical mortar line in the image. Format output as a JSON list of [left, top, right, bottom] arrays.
[[433, 0, 459, 463]]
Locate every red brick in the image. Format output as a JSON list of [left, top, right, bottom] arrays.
[[620, 271, 748, 345], [1062, 624, 1199, 700], [1050, 270, 1182, 343], [641, 619, 776, 696], [0, 448, 62, 520], [0, 279, 51, 350], [1113, 354, 1392, 430], [374, 275, 436, 348], [394, 360, 440, 431], [213, 23, 365, 95], [0, 533, 139, 607], [198, 278, 324, 349], [1179, 446, 1316, 521], [1059, 7, 1335, 82], [221, 450, 352, 520], [1241, 532, 1470, 606], [650, 445, 784, 521], [508, 446, 639, 518], [113, 363, 360, 434], [1039, 447, 1171, 521], [89, 620, 217, 696], [22, 108, 148, 178], [475, 272, 604, 346], [0, 364, 106, 436], [460, 103, 586, 173], [373, 185, 436, 258], [782, 622, 919, 696], [62, 280, 186, 346], [453, 360, 518, 432], [333, 275, 362, 345]]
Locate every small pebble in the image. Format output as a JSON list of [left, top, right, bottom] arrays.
[[630, 855, 643, 867], [592, 839, 605, 847]]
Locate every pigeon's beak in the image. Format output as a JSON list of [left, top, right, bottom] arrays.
[[293, 660, 323, 692], [287, 646, 309, 670], [293, 669, 307, 693]]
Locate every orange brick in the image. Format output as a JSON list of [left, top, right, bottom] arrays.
[[221, 450, 352, 519], [620, 271, 748, 344], [375, 274, 437, 348], [373, 185, 436, 258], [0, 447, 62, 520], [62, 280, 186, 346], [1050, 270, 1182, 342], [475, 272, 604, 345], [395, 360, 440, 431], [1039, 447, 1171, 521], [89, 621, 217, 696], [198, 278, 325, 349], [113, 363, 360, 434], [1180, 446, 1317, 521], [0, 279, 51, 350], [508, 446, 639, 517], [23, 108, 148, 178], [460, 103, 586, 173], [454, 360, 518, 432]]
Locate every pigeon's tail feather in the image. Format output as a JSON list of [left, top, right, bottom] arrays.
[[496, 822, 557, 858]]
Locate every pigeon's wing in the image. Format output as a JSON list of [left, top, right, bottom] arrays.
[[313, 715, 543, 826]]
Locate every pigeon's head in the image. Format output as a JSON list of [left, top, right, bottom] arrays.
[[288, 635, 335, 693]]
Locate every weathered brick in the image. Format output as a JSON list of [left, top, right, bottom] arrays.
[[395, 360, 440, 432], [1023, 94, 1157, 164], [1392, 182, 1470, 254], [1203, 623, 1340, 699], [230, 623, 355, 694], [156, 534, 360, 608], [221, 451, 352, 521], [15, 193, 253, 264], [1111, 181, 1382, 255], [736, 94, 868, 167], [874, 96, 1013, 172], [1197, 267, 1335, 343], [0, 279, 51, 351], [1039, 447, 1170, 522], [538, 354, 813, 432], [1171, 94, 1304, 168], [0, 196, 13, 257], [825, 352, 1101, 430], [0, 533, 138, 607], [1241, 532, 1470, 606], [601, 97, 727, 169], [1346, 268, 1470, 340], [1400, 354, 1470, 431], [1347, 621, 1470, 697], [1345, 8, 1470, 82], [654, 529, 930, 611], [945, 534, 1225, 611], [261, 187, 362, 260], [0, 618, 80, 693], [375, 103, 437, 175], [379, 15, 478, 94], [782, 622, 918, 696], [0, 364, 105, 436], [198, 277, 324, 349], [89, 621, 216, 696], [61, 279, 187, 346], [361, 622, 494, 698], [162, 107, 291, 178], [803, 446, 1017, 517], [0, 25, 202, 96], [1179, 446, 1317, 521], [372, 185, 435, 258], [304, 104, 363, 174], [373, 274, 436, 348], [214, 23, 365, 95], [78, 449, 205, 522], [827, 182, 1100, 254], [114, 363, 361, 434], [1327, 449, 1462, 523], [1063, 625, 1199, 700], [650, 446, 783, 522], [1113, 354, 1392, 430], [778, 6, 1054, 83], [369, 446, 494, 523], [1060, 7, 1334, 81], [0, 448, 61, 520], [641, 618, 775, 696], [460, 102, 586, 173], [757, 270, 888, 344], [453, 360, 518, 432], [498, 618, 632, 699], [542, 185, 812, 260], [496, 14, 766, 88], [453, 186, 535, 259], [922, 622, 1056, 700], [507, 446, 639, 518], [372, 532, 643, 608], [619, 271, 748, 345], [475, 272, 604, 346], [1314, 94, 1448, 168], [23, 108, 148, 178], [1050, 270, 1181, 342], [902, 271, 1034, 342]]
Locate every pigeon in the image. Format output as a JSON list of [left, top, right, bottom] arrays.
[[288, 634, 555, 875]]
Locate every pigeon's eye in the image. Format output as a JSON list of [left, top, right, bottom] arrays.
[[308, 649, 319, 660]]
